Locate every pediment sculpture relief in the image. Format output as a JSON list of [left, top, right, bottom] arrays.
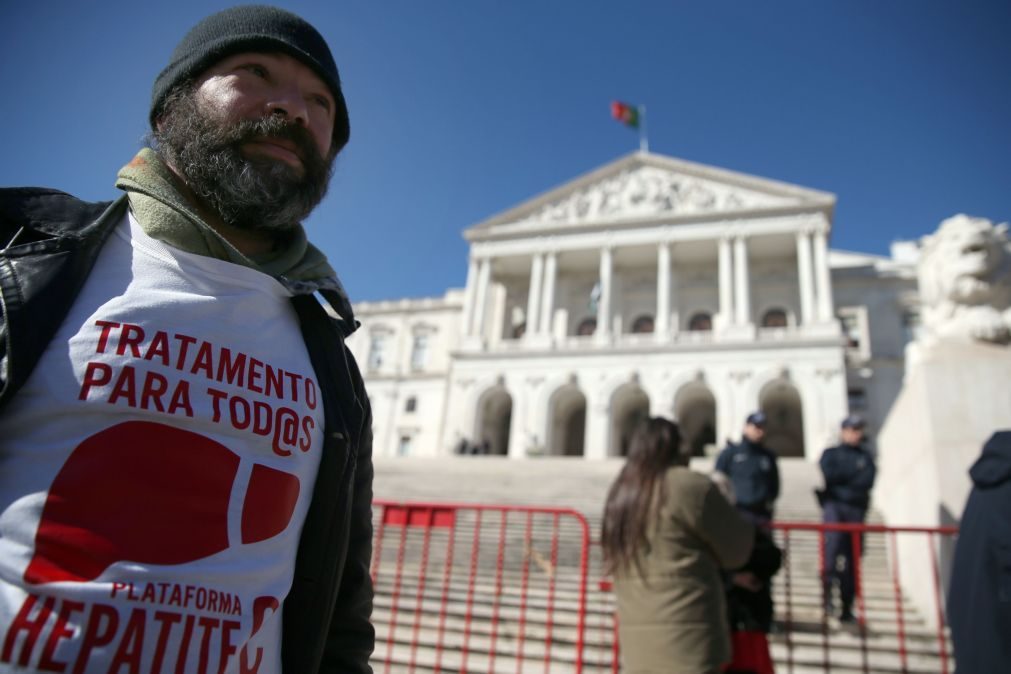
[[512, 166, 786, 226], [918, 214, 1011, 345]]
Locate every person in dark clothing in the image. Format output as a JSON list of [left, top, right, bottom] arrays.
[[724, 528, 783, 674], [709, 471, 782, 674], [727, 528, 783, 634], [818, 414, 876, 624], [947, 431, 1011, 673], [715, 411, 781, 524], [714, 413, 781, 669]]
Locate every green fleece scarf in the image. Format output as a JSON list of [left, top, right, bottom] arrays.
[[115, 148, 337, 290]]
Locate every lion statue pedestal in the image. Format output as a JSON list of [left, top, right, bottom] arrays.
[[876, 214, 1011, 627]]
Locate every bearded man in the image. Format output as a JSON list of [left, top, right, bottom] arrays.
[[0, 6, 374, 673]]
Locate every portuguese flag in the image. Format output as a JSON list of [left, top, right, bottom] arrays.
[[611, 101, 639, 129]]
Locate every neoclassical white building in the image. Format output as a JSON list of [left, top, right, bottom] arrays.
[[347, 151, 920, 461]]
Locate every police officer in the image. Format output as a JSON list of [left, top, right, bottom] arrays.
[[818, 414, 876, 623], [715, 411, 781, 646], [715, 411, 780, 524]]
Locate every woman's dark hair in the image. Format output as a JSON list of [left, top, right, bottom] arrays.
[[601, 417, 683, 577]]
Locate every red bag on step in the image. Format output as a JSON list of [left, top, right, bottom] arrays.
[[723, 630, 774, 674]]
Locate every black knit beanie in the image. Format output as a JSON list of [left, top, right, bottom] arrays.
[[150, 5, 349, 153]]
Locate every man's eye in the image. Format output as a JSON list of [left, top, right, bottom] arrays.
[[312, 95, 331, 111], [244, 64, 268, 78]]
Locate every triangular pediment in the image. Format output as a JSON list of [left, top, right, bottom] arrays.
[[466, 151, 835, 240]]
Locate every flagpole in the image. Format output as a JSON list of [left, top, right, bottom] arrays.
[[638, 104, 648, 153]]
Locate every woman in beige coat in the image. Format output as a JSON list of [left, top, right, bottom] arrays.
[[602, 417, 755, 674]]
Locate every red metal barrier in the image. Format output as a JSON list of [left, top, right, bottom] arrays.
[[371, 501, 592, 673], [600, 521, 958, 674], [370, 505, 957, 673]]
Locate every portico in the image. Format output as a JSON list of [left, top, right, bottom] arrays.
[[349, 151, 916, 464]]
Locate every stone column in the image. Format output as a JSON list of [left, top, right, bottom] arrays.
[[462, 256, 478, 336], [596, 246, 613, 339], [525, 253, 544, 337], [795, 230, 815, 325], [539, 252, 558, 337], [813, 227, 834, 322], [472, 257, 492, 339], [584, 397, 610, 460], [507, 388, 528, 459], [656, 241, 671, 341], [718, 236, 734, 328], [733, 236, 751, 326]]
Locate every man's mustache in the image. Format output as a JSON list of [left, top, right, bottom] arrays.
[[219, 116, 325, 169]]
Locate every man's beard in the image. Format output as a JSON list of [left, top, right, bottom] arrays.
[[153, 88, 334, 234]]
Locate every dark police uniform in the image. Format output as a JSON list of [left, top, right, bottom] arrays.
[[715, 438, 781, 524], [818, 439, 876, 619]]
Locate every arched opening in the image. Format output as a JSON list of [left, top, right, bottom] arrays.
[[688, 312, 713, 332], [610, 384, 650, 456], [761, 308, 788, 328], [630, 315, 655, 334], [548, 385, 587, 457], [475, 387, 512, 456], [759, 380, 804, 457], [674, 382, 717, 457], [576, 317, 597, 336]]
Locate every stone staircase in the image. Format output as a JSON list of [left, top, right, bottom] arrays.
[[371, 457, 954, 673]]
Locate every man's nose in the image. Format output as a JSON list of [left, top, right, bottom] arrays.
[[265, 86, 309, 126]]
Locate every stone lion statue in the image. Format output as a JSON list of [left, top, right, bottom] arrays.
[[918, 214, 1011, 345]]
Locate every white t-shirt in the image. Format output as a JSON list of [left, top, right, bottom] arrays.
[[0, 212, 324, 673]]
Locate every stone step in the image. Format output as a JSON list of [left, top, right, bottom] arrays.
[[368, 617, 952, 674]]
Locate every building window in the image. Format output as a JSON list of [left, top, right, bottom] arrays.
[[410, 334, 429, 371], [688, 312, 713, 332], [837, 306, 870, 362], [839, 314, 861, 349], [631, 315, 655, 334], [576, 317, 597, 336], [848, 388, 868, 411], [368, 334, 387, 371], [405, 396, 417, 413], [511, 322, 526, 339], [901, 308, 922, 344], [761, 308, 788, 328], [397, 435, 413, 456]]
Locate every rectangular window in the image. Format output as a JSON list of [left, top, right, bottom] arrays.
[[902, 308, 922, 345], [836, 307, 870, 362], [368, 334, 386, 371], [397, 435, 413, 457], [410, 334, 429, 371], [405, 396, 417, 413], [848, 387, 868, 410]]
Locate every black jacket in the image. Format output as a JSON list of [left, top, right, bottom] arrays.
[[715, 439, 780, 516], [0, 188, 375, 673], [947, 431, 1011, 674], [726, 527, 783, 633], [819, 442, 876, 509]]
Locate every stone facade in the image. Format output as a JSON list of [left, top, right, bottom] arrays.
[[347, 152, 919, 461]]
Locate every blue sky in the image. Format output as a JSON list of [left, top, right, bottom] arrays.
[[2, 1, 1009, 301]]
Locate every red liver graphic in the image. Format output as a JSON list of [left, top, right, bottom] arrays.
[[25, 420, 300, 585], [241, 463, 300, 544]]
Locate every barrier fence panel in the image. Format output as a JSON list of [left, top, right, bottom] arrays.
[[370, 501, 594, 674], [599, 521, 958, 674]]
